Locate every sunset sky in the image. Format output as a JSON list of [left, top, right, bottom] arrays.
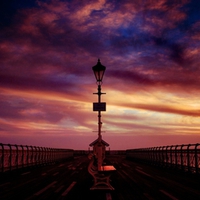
[[1, 0, 200, 150]]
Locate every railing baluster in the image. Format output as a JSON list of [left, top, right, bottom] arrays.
[[15, 144, 19, 170], [8, 144, 12, 171], [1, 143, 4, 172], [187, 144, 191, 173], [175, 145, 178, 169], [0, 143, 73, 173], [126, 143, 200, 175], [195, 144, 199, 174]]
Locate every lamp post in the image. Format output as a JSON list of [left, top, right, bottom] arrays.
[[92, 59, 106, 170]]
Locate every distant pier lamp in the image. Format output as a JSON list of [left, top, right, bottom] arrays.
[[92, 59, 107, 171], [88, 59, 116, 190]]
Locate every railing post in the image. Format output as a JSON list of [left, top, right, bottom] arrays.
[[38, 147, 41, 165], [33, 146, 36, 165], [15, 144, 19, 170], [1, 143, 4, 172], [36, 146, 39, 165], [166, 146, 169, 167], [161, 146, 164, 166], [47, 147, 50, 164], [180, 144, 183, 171], [30, 146, 33, 166], [44, 147, 46, 164], [50, 148, 53, 163], [195, 143, 199, 174], [175, 145, 178, 169], [153, 147, 156, 164], [34, 146, 37, 165], [8, 144, 12, 171], [43, 147, 46, 165], [187, 144, 191, 173], [21, 145, 24, 168], [26, 145, 29, 167], [170, 145, 174, 167], [40, 147, 43, 165], [156, 147, 159, 164], [159, 146, 163, 165]]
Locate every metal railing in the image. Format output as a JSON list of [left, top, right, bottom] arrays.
[[0, 143, 74, 172], [126, 143, 200, 174]]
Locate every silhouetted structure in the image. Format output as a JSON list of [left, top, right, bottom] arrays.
[[88, 59, 116, 190]]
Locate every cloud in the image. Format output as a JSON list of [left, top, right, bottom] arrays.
[[125, 103, 200, 117], [1, 0, 200, 149]]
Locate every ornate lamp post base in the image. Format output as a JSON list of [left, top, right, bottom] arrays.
[[88, 153, 115, 190]]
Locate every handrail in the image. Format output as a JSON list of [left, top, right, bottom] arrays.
[[0, 143, 74, 173], [126, 143, 200, 174]]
